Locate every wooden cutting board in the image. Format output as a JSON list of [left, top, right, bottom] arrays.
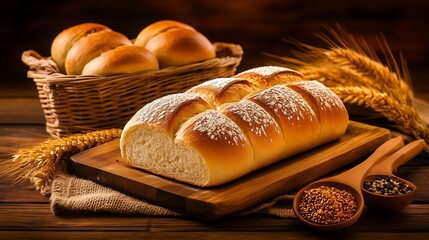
[[68, 121, 390, 221]]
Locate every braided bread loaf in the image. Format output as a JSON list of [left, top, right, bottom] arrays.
[[120, 66, 349, 187]]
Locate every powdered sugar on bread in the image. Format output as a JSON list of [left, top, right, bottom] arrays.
[[137, 93, 201, 124], [237, 66, 303, 77], [191, 109, 246, 146]]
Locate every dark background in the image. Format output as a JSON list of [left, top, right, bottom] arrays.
[[2, 0, 428, 97]]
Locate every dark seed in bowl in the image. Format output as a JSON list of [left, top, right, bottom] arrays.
[[363, 176, 413, 196]]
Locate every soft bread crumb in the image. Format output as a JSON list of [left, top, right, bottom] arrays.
[[124, 126, 208, 186]]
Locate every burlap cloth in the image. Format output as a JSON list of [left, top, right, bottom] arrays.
[[50, 173, 296, 218]]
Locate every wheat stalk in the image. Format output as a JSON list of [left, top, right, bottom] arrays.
[[1, 128, 122, 195]]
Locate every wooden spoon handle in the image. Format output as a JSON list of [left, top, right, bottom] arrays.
[[334, 136, 404, 190], [367, 139, 426, 175]]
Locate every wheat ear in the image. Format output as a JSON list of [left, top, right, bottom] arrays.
[[325, 48, 414, 104], [331, 86, 429, 142], [1, 128, 122, 195]]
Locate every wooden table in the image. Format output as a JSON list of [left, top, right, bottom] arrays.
[[1, 96, 429, 240]]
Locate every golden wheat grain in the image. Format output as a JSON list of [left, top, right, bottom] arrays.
[[331, 86, 429, 142], [325, 48, 414, 104], [2, 128, 122, 195]]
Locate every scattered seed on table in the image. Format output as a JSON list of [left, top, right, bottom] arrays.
[[298, 186, 357, 225]]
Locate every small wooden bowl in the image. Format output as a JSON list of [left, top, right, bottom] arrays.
[[293, 180, 364, 231], [361, 139, 424, 213], [362, 174, 417, 213]]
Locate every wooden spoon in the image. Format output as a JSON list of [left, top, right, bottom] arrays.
[[292, 136, 404, 231], [362, 139, 426, 213]]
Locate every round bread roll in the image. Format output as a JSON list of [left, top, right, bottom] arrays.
[[134, 20, 215, 68], [82, 45, 159, 75], [144, 28, 215, 68], [134, 20, 195, 47], [65, 31, 132, 75], [51, 23, 111, 73]]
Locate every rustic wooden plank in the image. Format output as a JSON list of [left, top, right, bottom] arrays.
[[68, 121, 390, 220], [0, 125, 49, 157], [396, 166, 429, 202], [356, 204, 429, 231], [0, 176, 48, 203], [147, 205, 429, 232], [0, 204, 152, 231], [0, 98, 45, 124], [0, 125, 47, 138], [1, 203, 428, 232], [2, 231, 429, 240]]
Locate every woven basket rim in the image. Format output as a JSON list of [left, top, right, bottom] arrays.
[[37, 57, 238, 84], [22, 42, 243, 83]]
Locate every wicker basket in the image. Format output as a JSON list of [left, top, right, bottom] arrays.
[[22, 42, 243, 138]]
